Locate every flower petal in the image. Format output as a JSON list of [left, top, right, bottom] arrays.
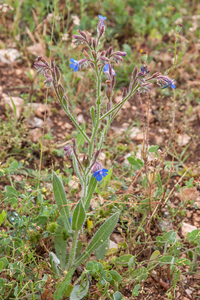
[[96, 174, 102, 181], [93, 171, 99, 178], [171, 83, 176, 89], [70, 58, 76, 63], [102, 169, 108, 172], [70, 63, 75, 69], [74, 64, 79, 72], [103, 64, 109, 72]]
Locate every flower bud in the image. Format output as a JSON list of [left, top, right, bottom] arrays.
[[57, 84, 65, 99], [55, 66, 61, 82], [91, 161, 102, 173], [105, 46, 113, 57], [82, 154, 90, 168], [64, 145, 73, 158], [99, 56, 109, 64], [175, 24, 183, 34], [114, 51, 126, 56], [91, 50, 97, 60], [122, 87, 127, 98], [107, 101, 111, 112], [77, 29, 87, 40], [83, 50, 90, 59]]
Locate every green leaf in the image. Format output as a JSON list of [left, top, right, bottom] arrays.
[[69, 281, 89, 300], [116, 254, 133, 266], [95, 237, 109, 260], [74, 212, 119, 268], [53, 268, 75, 300], [0, 258, 8, 272], [0, 210, 6, 226], [147, 250, 160, 270], [156, 230, 177, 246], [132, 284, 140, 296], [131, 267, 148, 282], [90, 106, 96, 126], [113, 291, 122, 300], [72, 201, 86, 231], [5, 186, 18, 198], [159, 256, 175, 264], [187, 229, 200, 243], [55, 216, 69, 270], [176, 258, 191, 266], [76, 123, 86, 147], [84, 175, 97, 211], [127, 157, 143, 170], [50, 252, 60, 276], [109, 270, 122, 284], [53, 172, 71, 233], [148, 145, 159, 153]]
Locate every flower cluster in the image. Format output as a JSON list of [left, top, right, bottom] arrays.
[[157, 75, 176, 89]]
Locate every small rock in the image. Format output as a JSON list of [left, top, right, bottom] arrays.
[[154, 135, 163, 145], [186, 211, 193, 218], [129, 127, 141, 139], [109, 240, 118, 249], [177, 134, 191, 146], [29, 128, 41, 143], [57, 121, 63, 126], [122, 101, 131, 109], [74, 107, 82, 115], [2, 93, 24, 119], [28, 117, 44, 128], [99, 152, 106, 162], [178, 187, 199, 202], [77, 114, 85, 123], [35, 104, 50, 119], [27, 43, 46, 57], [111, 233, 124, 244], [64, 122, 73, 130], [181, 222, 197, 238], [0, 48, 21, 64]]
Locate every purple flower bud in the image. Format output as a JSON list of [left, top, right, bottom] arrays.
[[72, 35, 85, 41], [100, 51, 106, 56], [114, 51, 126, 56], [157, 75, 175, 89], [64, 145, 73, 158], [113, 55, 123, 63], [44, 76, 53, 87], [91, 161, 102, 173], [93, 150, 100, 161], [55, 66, 61, 82], [122, 87, 127, 98], [97, 15, 107, 34], [91, 51, 97, 59], [99, 56, 109, 64], [34, 62, 48, 74], [105, 46, 113, 57], [78, 29, 87, 40]]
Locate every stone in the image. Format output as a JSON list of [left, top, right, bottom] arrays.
[[129, 127, 141, 139], [35, 104, 50, 119], [28, 117, 44, 128], [29, 128, 41, 143], [0, 48, 21, 64], [181, 222, 197, 238], [177, 133, 191, 146], [109, 240, 118, 249], [178, 187, 199, 202]]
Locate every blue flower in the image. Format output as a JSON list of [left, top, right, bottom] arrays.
[[141, 65, 148, 74], [93, 169, 108, 182], [69, 215, 72, 223], [103, 64, 117, 76], [162, 81, 175, 90], [70, 58, 79, 72], [98, 15, 107, 24]]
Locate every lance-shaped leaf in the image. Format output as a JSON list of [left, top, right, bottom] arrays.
[[84, 175, 97, 211], [90, 106, 96, 126], [74, 212, 119, 267], [72, 201, 86, 231], [53, 267, 75, 300], [53, 172, 71, 233]]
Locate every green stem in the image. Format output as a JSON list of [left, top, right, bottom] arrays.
[[67, 229, 79, 270], [88, 64, 101, 159], [100, 83, 140, 121], [165, 32, 178, 74], [53, 84, 91, 144]]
